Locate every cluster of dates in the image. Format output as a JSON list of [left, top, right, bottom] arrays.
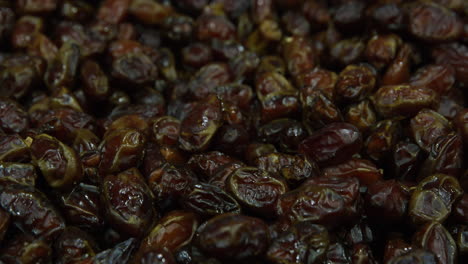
[[0, 0, 467, 263]]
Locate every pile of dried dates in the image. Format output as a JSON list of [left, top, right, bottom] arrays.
[[0, 0, 467, 263]]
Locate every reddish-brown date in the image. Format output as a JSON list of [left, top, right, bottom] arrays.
[[179, 96, 223, 152], [196, 14, 236, 41], [98, 128, 146, 175], [419, 133, 464, 179], [44, 42, 80, 92], [256, 152, 319, 186], [409, 2, 463, 42], [11, 16, 43, 49], [102, 168, 154, 237], [227, 167, 288, 216], [16, 0, 57, 14], [365, 180, 410, 224], [140, 210, 198, 253], [297, 68, 337, 101], [188, 63, 232, 100], [336, 64, 376, 103], [0, 97, 29, 134], [0, 162, 36, 186], [277, 177, 360, 227], [432, 43, 468, 85], [365, 119, 401, 162], [0, 183, 65, 240], [195, 213, 269, 260], [302, 90, 343, 131], [0, 134, 30, 162], [409, 174, 463, 224], [410, 109, 452, 153], [410, 64, 455, 95], [413, 222, 457, 264], [181, 183, 241, 217], [80, 60, 110, 101], [30, 134, 82, 189], [365, 34, 401, 70], [372, 85, 439, 118], [392, 141, 423, 181], [345, 100, 377, 135], [322, 158, 382, 186], [152, 116, 181, 146], [299, 122, 362, 167], [0, 234, 52, 264], [129, 0, 173, 25], [54, 227, 98, 264], [59, 183, 104, 230], [267, 222, 329, 264]]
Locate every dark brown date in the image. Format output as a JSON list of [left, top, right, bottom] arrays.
[[227, 167, 287, 216], [267, 222, 329, 264], [0, 134, 29, 162], [336, 64, 376, 103], [372, 85, 438, 118], [0, 162, 36, 186], [182, 183, 241, 217], [140, 210, 198, 253], [413, 222, 457, 264], [299, 122, 362, 167], [0, 183, 65, 239], [277, 177, 360, 227], [365, 119, 401, 162], [102, 167, 154, 237], [179, 96, 223, 152], [98, 128, 146, 175], [0, 97, 29, 134], [195, 213, 269, 260], [59, 183, 103, 230], [54, 227, 98, 264], [345, 100, 377, 135], [256, 152, 319, 186], [365, 180, 410, 224], [31, 134, 82, 189], [322, 158, 382, 186], [410, 109, 451, 153], [409, 2, 463, 42], [409, 174, 463, 224], [0, 234, 52, 264], [410, 64, 455, 95]]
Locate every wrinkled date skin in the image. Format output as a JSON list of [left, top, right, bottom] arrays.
[[256, 152, 319, 186], [0, 234, 52, 264], [413, 222, 457, 264], [195, 213, 269, 260], [179, 96, 223, 153], [181, 183, 241, 218], [140, 210, 198, 253], [409, 174, 463, 224], [365, 180, 410, 224], [227, 167, 288, 216], [299, 122, 362, 167], [409, 2, 463, 42], [372, 85, 438, 118], [98, 128, 146, 175], [267, 222, 329, 264], [410, 109, 451, 153], [102, 168, 154, 237], [0, 183, 65, 240], [277, 177, 360, 227], [59, 183, 104, 230], [30, 133, 83, 189]]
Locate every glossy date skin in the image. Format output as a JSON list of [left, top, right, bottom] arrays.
[[299, 122, 362, 167], [0, 0, 467, 262], [0, 183, 65, 240], [195, 213, 269, 260]]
